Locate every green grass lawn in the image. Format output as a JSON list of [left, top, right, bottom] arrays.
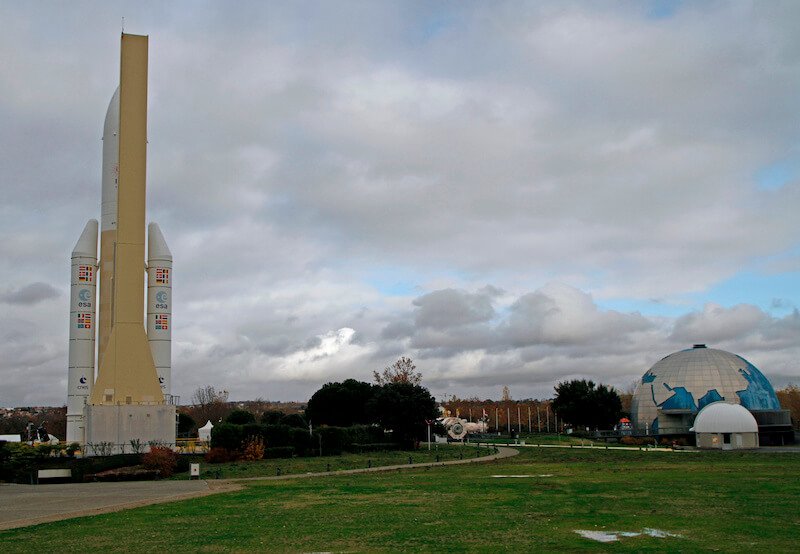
[[474, 433, 602, 446], [174, 444, 495, 480], [2, 447, 799, 552]]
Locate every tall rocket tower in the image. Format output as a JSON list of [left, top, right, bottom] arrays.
[[66, 33, 175, 452]]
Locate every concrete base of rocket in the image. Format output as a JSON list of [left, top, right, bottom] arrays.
[[83, 404, 176, 455]]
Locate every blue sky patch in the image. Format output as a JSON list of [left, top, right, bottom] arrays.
[[756, 161, 797, 190], [646, 0, 682, 20]]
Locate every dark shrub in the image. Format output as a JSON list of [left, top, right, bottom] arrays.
[[211, 423, 245, 450], [280, 413, 307, 429], [261, 424, 294, 447], [142, 447, 178, 477], [261, 411, 285, 425], [204, 447, 232, 464], [316, 426, 348, 455], [177, 412, 197, 436], [175, 455, 196, 473], [264, 446, 295, 459], [226, 410, 256, 425], [290, 428, 313, 456]]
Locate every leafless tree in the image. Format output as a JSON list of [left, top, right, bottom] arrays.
[[188, 385, 230, 425], [374, 357, 423, 386]]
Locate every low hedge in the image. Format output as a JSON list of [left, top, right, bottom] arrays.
[[264, 446, 295, 459], [210, 423, 389, 457]]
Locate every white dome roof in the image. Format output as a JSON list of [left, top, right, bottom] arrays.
[[631, 345, 780, 431], [692, 402, 758, 433]]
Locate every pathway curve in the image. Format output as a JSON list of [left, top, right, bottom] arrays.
[[0, 446, 518, 530]]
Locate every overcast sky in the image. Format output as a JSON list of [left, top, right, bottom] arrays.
[[2, 1, 799, 408]]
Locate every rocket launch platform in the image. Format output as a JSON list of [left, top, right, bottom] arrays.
[[67, 34, 176, 453]]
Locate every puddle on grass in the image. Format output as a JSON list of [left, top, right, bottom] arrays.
[[490, 474, 553, 478], [575, 528, 682, 543]]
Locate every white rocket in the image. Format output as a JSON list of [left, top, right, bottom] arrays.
[[66, 86, 173, 444], [66, 220, 98, 443], [147, 222, 172, 395]]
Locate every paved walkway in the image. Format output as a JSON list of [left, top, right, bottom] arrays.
[[0, 480, 231, 531], [0, 446, 518, 530]]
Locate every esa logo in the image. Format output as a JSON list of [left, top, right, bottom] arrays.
[[77, 288, 93, 308], [159, 376, 165, 384], [155, 291, 168, 309]]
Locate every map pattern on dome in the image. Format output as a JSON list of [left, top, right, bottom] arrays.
[[631, 348, 780, 432]]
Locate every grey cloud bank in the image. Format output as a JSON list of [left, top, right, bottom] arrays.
[[1, 1, 798, 407]]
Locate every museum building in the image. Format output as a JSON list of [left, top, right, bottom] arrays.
[[630, 345, 793, 445]]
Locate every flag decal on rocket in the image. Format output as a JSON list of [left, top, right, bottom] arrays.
[[155, 314, 168, 330], [77, 313, 93, 329], [155, 268, 169, 284], [78, 265, 94, 282]]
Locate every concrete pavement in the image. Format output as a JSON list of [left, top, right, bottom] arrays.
[[0, 480, 237, 531]]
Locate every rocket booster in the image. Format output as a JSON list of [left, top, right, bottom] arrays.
[[66, 220, 98, 443], [147, 222, 172, 396]]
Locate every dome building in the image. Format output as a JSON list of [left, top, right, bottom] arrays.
[[691, 402, 759, 449], [631, 345, 792, 444]]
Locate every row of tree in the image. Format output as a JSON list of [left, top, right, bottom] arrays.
[[441, 381, 625, 432], [305, 358, 437, 448]]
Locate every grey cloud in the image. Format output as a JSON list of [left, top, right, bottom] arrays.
[[1, 282, 60, 305], [413, 288, 495, 329], [670, 303, 767, 344], [381, 320, 415, 340], [501, 284, 653, 348], [397, 283, 655, 360]]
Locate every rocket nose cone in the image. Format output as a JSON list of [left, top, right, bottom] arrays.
[[103, 87, 120, 140], [148, 222, 172, 261], [72, 219, 98, 258]]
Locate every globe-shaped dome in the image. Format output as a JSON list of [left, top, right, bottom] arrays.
[[692, 402, 758, 434], [631, 345, 780, 433]]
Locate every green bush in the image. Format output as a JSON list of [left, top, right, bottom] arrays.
[[290, 428, 313, 456], [226, 410, 256, 425], [211, 423, 245, 450], [260, 411, 285, 425], [280, 413, 307, 429], [264, 446, 295, 459], [0, 443, 36, 483], [351, 443, 398, 452], [210, 422, 388, 458]]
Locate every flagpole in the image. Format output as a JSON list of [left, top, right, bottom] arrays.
[[528, 405, 531, 433], [537, 404, 541, 432]]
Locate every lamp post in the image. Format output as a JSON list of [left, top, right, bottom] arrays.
[[425, 419, 432, 451]]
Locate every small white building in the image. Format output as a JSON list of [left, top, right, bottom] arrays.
[[198, 420, 214, 442], [692, 402, 759, 450]]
